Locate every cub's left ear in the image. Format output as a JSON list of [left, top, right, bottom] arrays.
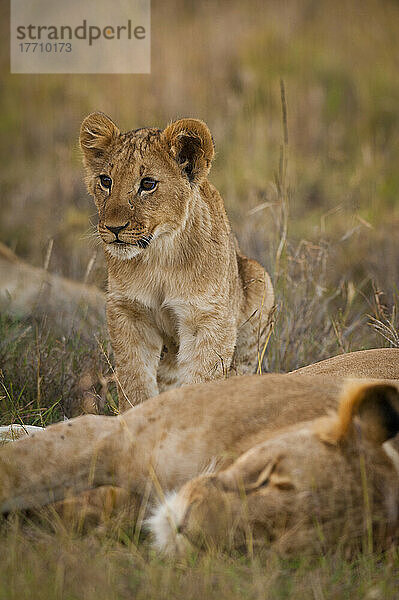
[[318, 382, 399, 445], [162, 118, 214, 183], [79, 112, 120, 172]]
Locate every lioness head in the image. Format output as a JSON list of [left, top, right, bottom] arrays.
[[150, 382, 399, 556], [79, 113, 214, 260]]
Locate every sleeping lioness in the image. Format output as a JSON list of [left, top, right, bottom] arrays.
[[151, 380, 399, 556], [79, 113, 274, 410], [0, 349, 398, 523]]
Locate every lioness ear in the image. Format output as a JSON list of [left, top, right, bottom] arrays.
[[220, 452, 293, 492], [79, 112, 120, 171], [318, 382, 399, 445], [162, 118, 214, 183]]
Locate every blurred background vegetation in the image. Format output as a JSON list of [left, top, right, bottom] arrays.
[[0, 2, 399, 597], [1, 0, 398, 277]]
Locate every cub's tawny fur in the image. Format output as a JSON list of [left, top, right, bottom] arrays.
[[79, 113, 274, 409]]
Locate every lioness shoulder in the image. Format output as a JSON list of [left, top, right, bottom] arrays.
[[79, 113, 274, 409]]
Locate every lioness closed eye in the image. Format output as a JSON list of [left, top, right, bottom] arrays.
[[150, 382, 399, 556], [80, 113, 274, 410]]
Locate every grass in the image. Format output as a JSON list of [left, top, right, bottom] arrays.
[[0, 230, 397, 600], [1, 0, 399, 597], [0, 518, 399, 599]]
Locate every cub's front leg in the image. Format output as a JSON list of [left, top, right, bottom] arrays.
[[107, 297, 163, 410], [177, 302, 237, 384]]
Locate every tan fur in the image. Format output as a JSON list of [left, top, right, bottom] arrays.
[[0, 346, 397, 511], [317, 381, 399, 445], [79, 113, 274, 409], [289, 348, 399, 379], [0, 374, 340, 515], [153, 381, 399, 556], [0, 349, 397, 537]]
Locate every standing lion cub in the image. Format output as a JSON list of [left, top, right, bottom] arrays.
[[80, 113, 274, 409]]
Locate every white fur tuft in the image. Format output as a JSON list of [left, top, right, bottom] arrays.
[[146, 492, 192, 555], [0, 424, 44, 444], [105, 244, 143, 261]]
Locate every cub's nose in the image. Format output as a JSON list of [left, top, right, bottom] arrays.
[[105, 222, 130, 236]]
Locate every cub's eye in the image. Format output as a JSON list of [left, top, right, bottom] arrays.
[[140, 177, 158, 192], [99, 175, 112, 190]]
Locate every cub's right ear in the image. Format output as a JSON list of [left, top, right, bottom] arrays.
[[79, 112, 120, 171]]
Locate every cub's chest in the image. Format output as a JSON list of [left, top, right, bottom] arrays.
[[116, 281, 180, 341], [111, 267, 201, 342], [153, 304, 179, 340]]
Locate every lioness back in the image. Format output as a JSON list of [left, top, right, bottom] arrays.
[[80, 114, 274, 409], [289, 348, 399, 379]]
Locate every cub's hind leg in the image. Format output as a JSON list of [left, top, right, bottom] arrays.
[[234, 254, 274, 375]]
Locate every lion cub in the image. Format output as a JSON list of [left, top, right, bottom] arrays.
[[80, 113, 274, 409]]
